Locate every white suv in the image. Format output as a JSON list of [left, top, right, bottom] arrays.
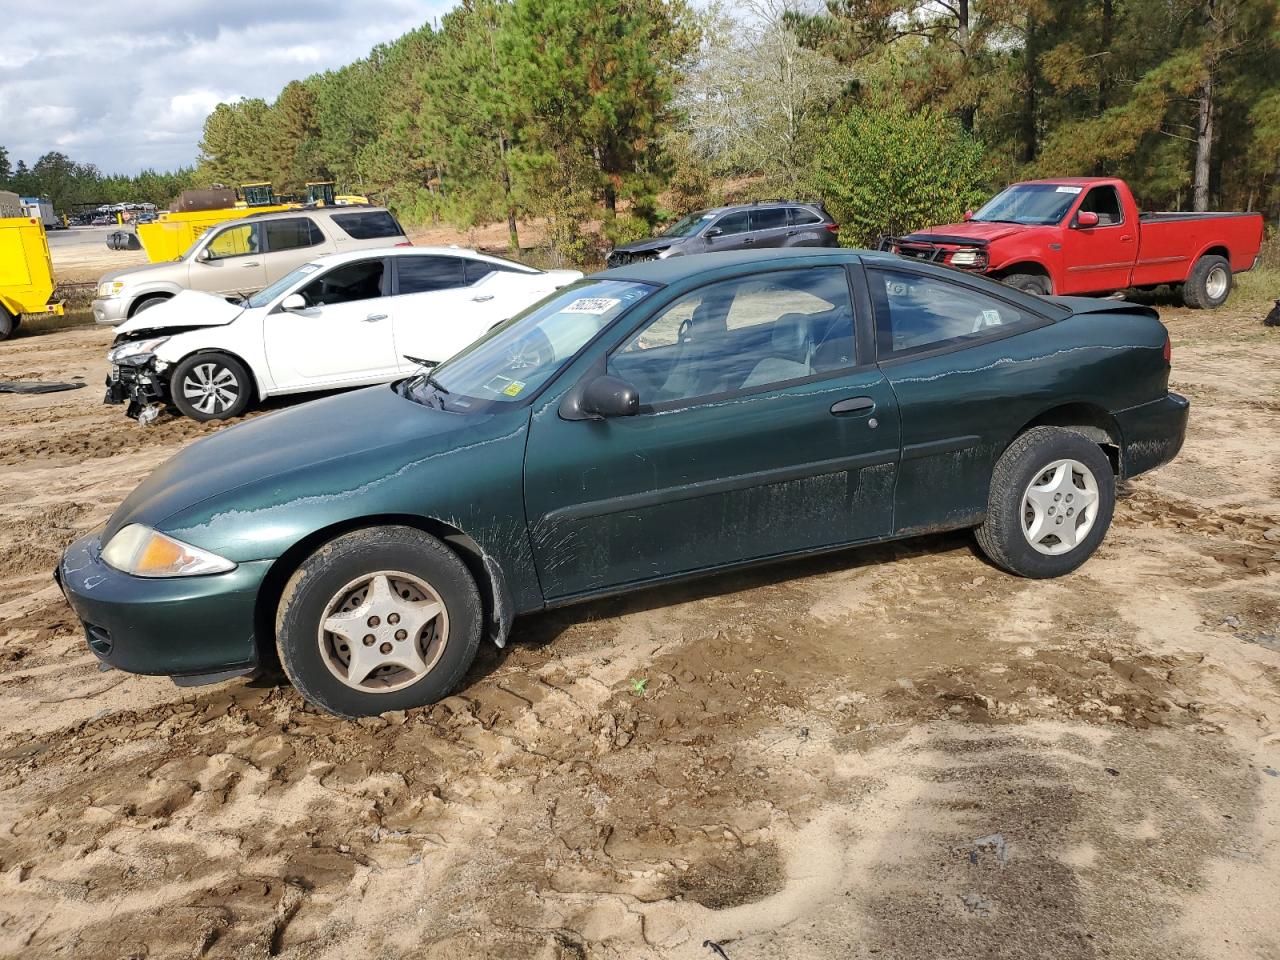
[[92, 207, 409, 324]]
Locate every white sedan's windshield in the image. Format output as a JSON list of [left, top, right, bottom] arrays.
[[408, 280, 656, 409], [246, 262, 322, 308]]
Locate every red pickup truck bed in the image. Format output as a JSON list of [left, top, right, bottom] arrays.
[[888, 178, 1265, 309]]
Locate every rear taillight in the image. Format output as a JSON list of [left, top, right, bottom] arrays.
[[395, 241, 413, 247], [825, 223, 840, 233], [1163, 334, 1171, 365]]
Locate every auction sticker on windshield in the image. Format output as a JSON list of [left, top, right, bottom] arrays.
[[1055, 186, 1083, 194], [563, 298, 621, 315]]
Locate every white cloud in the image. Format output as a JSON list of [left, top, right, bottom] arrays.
[[0, 0, 452, 174]]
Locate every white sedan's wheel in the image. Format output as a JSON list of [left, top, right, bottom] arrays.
[[170, 352, 252, 421]]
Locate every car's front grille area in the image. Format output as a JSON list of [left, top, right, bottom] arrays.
[[606, 250, 660, 269], [84, 622, 113, 657]]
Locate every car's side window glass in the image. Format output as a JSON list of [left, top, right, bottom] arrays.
[[396, 256, 465, 295], [264, 217, 322, 253], [870, 268, 1036, 357], [790, 207, 823, 226], [608, 267, 856, 406], [464, 259, 522, 284], [750, 207, 789, 231], [298, 259, 385, 307], [1079, 186, 1123, 225], [714, 211, 750, 236], [205, 224, 260, 260]]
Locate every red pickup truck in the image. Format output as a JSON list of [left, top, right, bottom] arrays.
[[885, 177, 1265, 308]]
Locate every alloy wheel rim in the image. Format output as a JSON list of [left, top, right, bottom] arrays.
[[1205, 266, 1228, 300], [1020, 458, 1100, 556], [182, 362, 239, 415], [317, 570, 449, 693]]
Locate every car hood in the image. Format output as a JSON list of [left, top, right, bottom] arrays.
[[610, 237, 678, 255], [114, 289, 245, 335], [901, 221, 1029, 244], [98, 260, 186, 284], [103, 384, 532, 563]]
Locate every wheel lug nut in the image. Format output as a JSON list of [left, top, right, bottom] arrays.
[[368, 615, 381, 627], [363, 634, 376, 646], [395, 629, 407, 641], [1048, 507, 1055, 515], [388, 613, 400, 625], [1056, 517, 1063, 525], [379, 642, 392, 655]]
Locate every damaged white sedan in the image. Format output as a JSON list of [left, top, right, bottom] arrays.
[[104, 247, 582, 421]]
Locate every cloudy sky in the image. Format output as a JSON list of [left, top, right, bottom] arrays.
[[0, 0, 453, 174]]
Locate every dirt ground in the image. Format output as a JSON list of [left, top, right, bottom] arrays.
[[1, 266, 1278, 958]]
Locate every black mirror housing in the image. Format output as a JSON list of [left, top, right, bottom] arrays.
[[581, 375, 639, 419]]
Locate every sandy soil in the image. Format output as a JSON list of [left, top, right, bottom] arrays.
[[0, 299, 1278, 959]]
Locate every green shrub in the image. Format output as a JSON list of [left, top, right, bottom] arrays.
[[812, 106, 989, 249]]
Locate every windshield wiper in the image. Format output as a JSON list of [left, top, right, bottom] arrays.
[[404, 355, 449, 394]]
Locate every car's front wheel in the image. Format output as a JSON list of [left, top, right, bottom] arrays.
[[275, 526, 483, 718], [170, 352, 252, 421], [975, 427, 1115, 578]]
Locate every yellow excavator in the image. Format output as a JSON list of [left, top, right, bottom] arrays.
[[305, 181, 370, 206]]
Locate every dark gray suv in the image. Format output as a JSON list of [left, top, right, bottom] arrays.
[[605, 201, 839, 268]]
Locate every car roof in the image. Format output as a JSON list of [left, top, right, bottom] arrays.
[[296, 245, 538, 270], [596, 247, 862, 283], [219, 205, 395, 226]]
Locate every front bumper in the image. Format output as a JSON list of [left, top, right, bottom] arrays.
[[1115, 391, 1190, 480], [92, 297, 129, 325], [56, 531, 272, 681], [104, 359, 169, 419]]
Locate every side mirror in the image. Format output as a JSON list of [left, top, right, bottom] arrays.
[[963, 210, 974, 221], [581, 375, 639, 419], [280, 293, 308, 311], [196, 247, 213, 262], [704, 227, 723, 239], [1075, 211, 1099, 228]]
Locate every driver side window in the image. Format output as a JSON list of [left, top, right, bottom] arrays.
[[608, 267, 856, 407], [205, 224, 260, 260], [298, 259, 386, 308]]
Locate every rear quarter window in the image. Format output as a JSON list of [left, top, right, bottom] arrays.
[[331, 211, 405, 240]]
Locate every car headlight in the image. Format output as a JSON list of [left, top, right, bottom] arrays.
[[107, 337, 169, 364], [101, 524, 237, 578], [97, 281, 125, 298], [949, 248, 987, 268]]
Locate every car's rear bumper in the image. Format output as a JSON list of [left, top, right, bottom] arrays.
[[56, 531, 271, 682], [1116, 391, 1190, 480]]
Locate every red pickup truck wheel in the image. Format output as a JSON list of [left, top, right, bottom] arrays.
[[1003, 273, 1051, 296], [1181, 255, 1232, 309]]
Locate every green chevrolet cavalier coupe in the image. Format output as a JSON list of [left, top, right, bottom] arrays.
[[58, 249, 1189, 718]]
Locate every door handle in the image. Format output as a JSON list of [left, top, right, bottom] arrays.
[[242, 261, 260, 267], [786, 230, 797, 236], [364, 313, 388, 322], [742, 237, 755, 244], [830, 396, 875, 415], [471, 294, 494, 302], [1120, 235, 1133, 242]]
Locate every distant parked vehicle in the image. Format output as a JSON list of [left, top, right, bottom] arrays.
[[883, 177, 1264, 308], [606, 200, 839, 267], [103, 246, 581, 420], [92, 207, 410, 325]]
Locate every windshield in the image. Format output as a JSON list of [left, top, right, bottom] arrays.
[[247, 262, 322, 308], [661, 211, 714, 238], [176, 234, 206, 262], [406, 279, 656, 411], [972, 184, 1083, 226]]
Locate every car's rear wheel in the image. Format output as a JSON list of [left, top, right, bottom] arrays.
[[975, 426, 1115, 578], [1003, 273, 1051, 296], [1182, 254, 1231, 309], [275, 526, 483, 718], [170, 352, 252, 421]]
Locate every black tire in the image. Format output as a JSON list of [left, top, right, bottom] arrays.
[[1003, 273, 1051, 296], [1181, 254, 1231, 309], [0, 307, 14, 342], [170, 352, 253, 421], [275, 526, 483, 718], [130, 295, 170, 317], [975, 426, 1115, 578]]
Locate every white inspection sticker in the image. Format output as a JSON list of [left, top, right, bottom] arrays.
[[1055, 186, 1083, 194], [562, 297, 621, 315]]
